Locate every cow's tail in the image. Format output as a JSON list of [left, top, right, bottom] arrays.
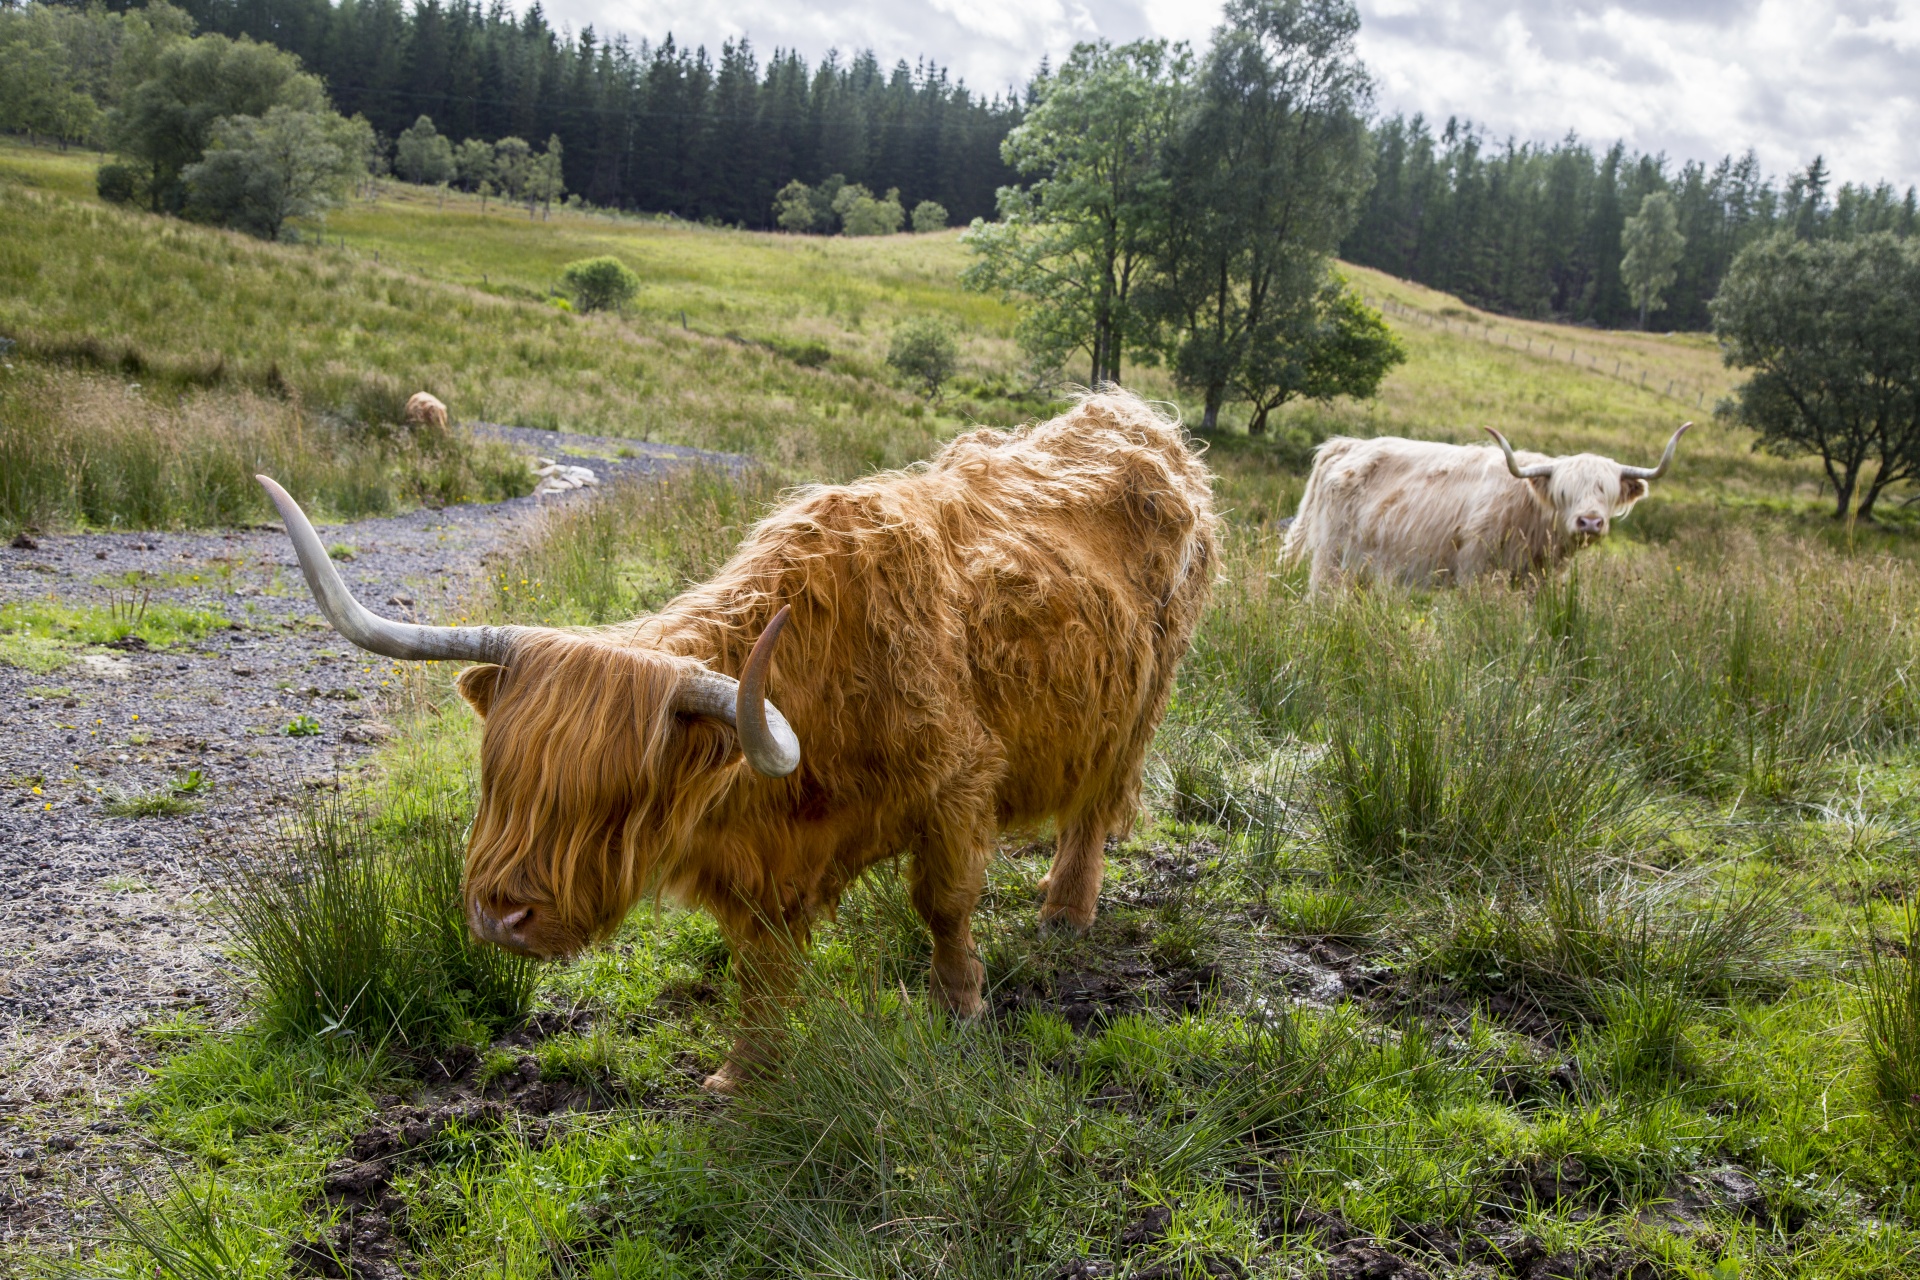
[[1278, 437, 1348, 568]]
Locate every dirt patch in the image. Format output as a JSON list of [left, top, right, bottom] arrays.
[[294, 1017, 634, 1280]]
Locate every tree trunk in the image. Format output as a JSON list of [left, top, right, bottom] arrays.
[[1832, 467, 1858, 520], [1201, 386, 1224, 432], [1248, 404, 1269, 436], [1639, 298, 1649, 330]]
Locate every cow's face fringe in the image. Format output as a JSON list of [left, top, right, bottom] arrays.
[[457, 632, 738, 958], [1537, 454, 1652, 538]]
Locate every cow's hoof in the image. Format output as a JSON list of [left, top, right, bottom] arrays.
[[701, 1067, 745, 1096], [1038, 903, 1095, 936]]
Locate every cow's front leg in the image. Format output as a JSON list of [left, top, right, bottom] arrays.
[[704, 915, 805, 1095], [908, 829, 988, 1019]]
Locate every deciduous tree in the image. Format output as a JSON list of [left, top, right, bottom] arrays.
[[962, 39, 1189, 386], [1622, 189, 1685, 329], [1713, 232, 1920, 520]]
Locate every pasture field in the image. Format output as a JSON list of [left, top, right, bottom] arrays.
[[4, 139, 1920, 1279]]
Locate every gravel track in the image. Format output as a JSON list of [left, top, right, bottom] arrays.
[[0, 430, 741, 1250]]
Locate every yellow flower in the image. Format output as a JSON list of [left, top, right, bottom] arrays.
[[31, 786, 41, 795]]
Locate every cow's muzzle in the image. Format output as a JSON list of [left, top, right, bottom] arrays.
[[1574, 515, 1608, 537]]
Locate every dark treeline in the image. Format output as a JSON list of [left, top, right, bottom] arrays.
[[1342, 114, 1920, 330], [133, 0, 1021, 225]]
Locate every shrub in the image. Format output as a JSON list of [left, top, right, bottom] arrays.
[[560, 255, 641, 313], [911, 199, 948, 233], [834, 183, 904, 236], [886, 317, 958, 399]]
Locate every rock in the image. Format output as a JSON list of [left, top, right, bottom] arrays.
[[530, 458, 601, 496], [77, 655, 135, 680], [10, 533, 39, 550]]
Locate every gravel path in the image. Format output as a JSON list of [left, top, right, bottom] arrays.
[[0, 430, 740, 1249]]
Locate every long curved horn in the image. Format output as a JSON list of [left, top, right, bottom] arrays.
[[256, 476, 521, 664], [1620, 422, 1692, 480], [669, 605, 801, 778], [1486, 428, 1554, 479]]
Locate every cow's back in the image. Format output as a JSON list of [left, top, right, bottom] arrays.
[[645, 392, 1215, 855]]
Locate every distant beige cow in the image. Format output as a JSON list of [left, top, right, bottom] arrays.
[[1279, 424, 1689, 591], [404, 392, 449, 432]]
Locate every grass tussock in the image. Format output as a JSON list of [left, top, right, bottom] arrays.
[[0, 366, 533, 535], [1862, 899, 1920, 1154], [218, 787, 534, 1046]]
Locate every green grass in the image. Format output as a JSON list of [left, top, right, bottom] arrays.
[[0, 595, 231, 671], [16, 138, 1920, 1280]]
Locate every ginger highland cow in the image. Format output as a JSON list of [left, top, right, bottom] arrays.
[[258, 391, 1217, 1091]]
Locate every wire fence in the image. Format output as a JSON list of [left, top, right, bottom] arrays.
[[1360, 293, 1722, 412]]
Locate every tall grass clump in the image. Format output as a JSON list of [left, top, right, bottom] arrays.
[[0, 367, 532, 535], [656, 963, 1349, 1278], [219, 788, 534, 1046], [492, 465, 784, 625], [1426, 862, 1796, 1019], [1862, 899, 1920, 1155]]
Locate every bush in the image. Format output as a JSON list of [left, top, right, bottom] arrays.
[[886, 317, 958, 399], [560, 255, 641, 313], [95, 161, 149, 206], [911, 199, 949, 233], [834, 183, 904, 236]]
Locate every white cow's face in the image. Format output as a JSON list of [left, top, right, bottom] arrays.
[[1532, 455, 1649, 540]]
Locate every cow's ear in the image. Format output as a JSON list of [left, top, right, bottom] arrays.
[[1619, 476, 1648, 503], [457, 663, 507, 719]]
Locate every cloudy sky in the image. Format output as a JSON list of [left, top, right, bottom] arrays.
[[538, 0, 1920, 191]]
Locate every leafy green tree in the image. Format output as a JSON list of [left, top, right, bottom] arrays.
[[560, 256, 641, 312], [0, 7, 101, 146], [491, 134, 532, 205], [834, 183, 904, 235], [1234, 276, 1403, 433], [911, 199, 948, 233], [1712, 232, 1920, 520], [393, 113, 454, 185], [1621, 190, 1685, 329], [1151, 0, 1373, 429], [526, 133, 564, 218], [963, 39, 1190, 386], [773, 178, 818, 231], [453, 136, 494, 193], [181, 104, 370, 239], [887, 317, 960, 398], [106, 31, 326, 213]]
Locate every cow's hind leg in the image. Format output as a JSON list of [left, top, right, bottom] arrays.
[[907, 812, 990, 1019], [1038, 814, 1110, 935]]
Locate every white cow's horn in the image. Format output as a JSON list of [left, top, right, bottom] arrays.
[[1620, 422, 1692, 480], [1487, 428, 1554, 479], [257, 475, 522, 664], [670, 605, 801, 778]]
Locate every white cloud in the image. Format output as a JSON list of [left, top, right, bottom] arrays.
[[535, 0, 1920, 187], [1354, 0, 1920, 189]]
